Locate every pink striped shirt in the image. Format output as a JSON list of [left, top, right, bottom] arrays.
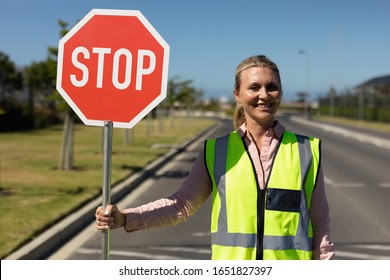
[[124, 121, 335, 260]]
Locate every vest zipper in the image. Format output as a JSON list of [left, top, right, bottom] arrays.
[[240, 135, 267, 260], [256, 188, 266, 260], [257, 135, 283, 260]]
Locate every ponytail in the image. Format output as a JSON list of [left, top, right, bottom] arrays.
[[233, 103, 245, 130]]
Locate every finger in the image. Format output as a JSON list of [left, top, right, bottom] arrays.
[[95, 211, 107, 221], [104, 204, 113, 215], [96, 214, 112, 223], [96, 206, 106, 216], [96, 224, 108, 230], [104, 204, 117, 216], [96, 219, 109, 229]]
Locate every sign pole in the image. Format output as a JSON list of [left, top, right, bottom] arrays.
[[56, 9, 169, 259], [101, 120, 113, 260]]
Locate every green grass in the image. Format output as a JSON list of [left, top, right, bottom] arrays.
[[0, 116, 215, 259]]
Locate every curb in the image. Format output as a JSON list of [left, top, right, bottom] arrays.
[[290, 116, 390, 150], [5, 120, 219, 260]]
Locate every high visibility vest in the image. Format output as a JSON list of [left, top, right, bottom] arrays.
[[204, 130, 320, 260]]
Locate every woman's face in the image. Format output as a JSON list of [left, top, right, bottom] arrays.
[[234, 66, 282, 127]]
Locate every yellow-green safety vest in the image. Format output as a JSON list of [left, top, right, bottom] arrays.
[[204, 130, 321, 260]]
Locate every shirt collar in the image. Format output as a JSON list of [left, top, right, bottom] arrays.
[[237, 120, 285, 140]]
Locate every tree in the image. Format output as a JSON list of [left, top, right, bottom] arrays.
[[163, 77, 203, 127], [328, 87, 337, 117], [48, 20, 75, 170], [165, 77, 203, 109], [24, 60, 57, 127], [0, 52, 24, 130], [0, 52, 22, 102], [203, 97, 221, 111], [296, 92, 308, 104]]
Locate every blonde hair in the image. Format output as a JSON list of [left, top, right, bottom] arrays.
[[233, 55, 282, 130], [233, 103, 246, 130]]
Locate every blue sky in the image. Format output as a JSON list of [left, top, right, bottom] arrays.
[[1, 0, 389, 102]]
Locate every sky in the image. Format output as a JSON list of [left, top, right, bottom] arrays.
[[1, 0, 389, 102]]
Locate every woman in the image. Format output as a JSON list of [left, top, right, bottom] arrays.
[[95, 55, 335, 260]]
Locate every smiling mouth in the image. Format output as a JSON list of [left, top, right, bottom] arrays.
[[256, 103, 272, 109]]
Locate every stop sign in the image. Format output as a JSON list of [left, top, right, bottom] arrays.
[[56, 9, 170, 128]]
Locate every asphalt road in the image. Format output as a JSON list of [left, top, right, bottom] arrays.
[[49, 113, 390, 260], [284, 114, 390, 260]]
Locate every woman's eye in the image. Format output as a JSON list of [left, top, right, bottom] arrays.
[[267, 84, 278, 91], [249, 85, 259, 91]]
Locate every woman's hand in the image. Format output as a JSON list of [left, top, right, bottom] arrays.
[[95, 204, 126, 230]]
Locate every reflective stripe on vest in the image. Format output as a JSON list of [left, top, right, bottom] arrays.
[[205, 131, 320, 260]]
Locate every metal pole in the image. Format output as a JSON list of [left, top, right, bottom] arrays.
[[101, 120, 113, 260], [299, 50, 310, 118]]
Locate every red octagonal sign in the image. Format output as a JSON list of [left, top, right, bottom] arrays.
[[56, 9, 170, 128]]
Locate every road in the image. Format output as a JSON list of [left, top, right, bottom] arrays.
[[286, 114, 390, 260], [49, 113, 390, 260]]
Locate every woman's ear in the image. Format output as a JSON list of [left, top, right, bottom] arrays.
[[233, 89, 240, 103]]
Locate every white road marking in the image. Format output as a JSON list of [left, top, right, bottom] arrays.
[[332, 182, 365, 188], [324, 176, 334, 185], [193, 232, 210, 237], [354, 244, 390, 251], [149, 246, 211, 255], [326, 178, 390, 188], [77, 246, 211, 259], [335, 250, 390, 260], [325, 177, 365, 187], [77, 247, 185, 260]]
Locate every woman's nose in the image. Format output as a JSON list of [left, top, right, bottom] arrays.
[[258, 87, 269, 100]]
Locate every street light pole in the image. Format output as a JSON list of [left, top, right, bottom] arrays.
[[298, 49, 310, 118]]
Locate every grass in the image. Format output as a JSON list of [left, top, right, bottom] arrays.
[[0, 116, 215, 259]]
